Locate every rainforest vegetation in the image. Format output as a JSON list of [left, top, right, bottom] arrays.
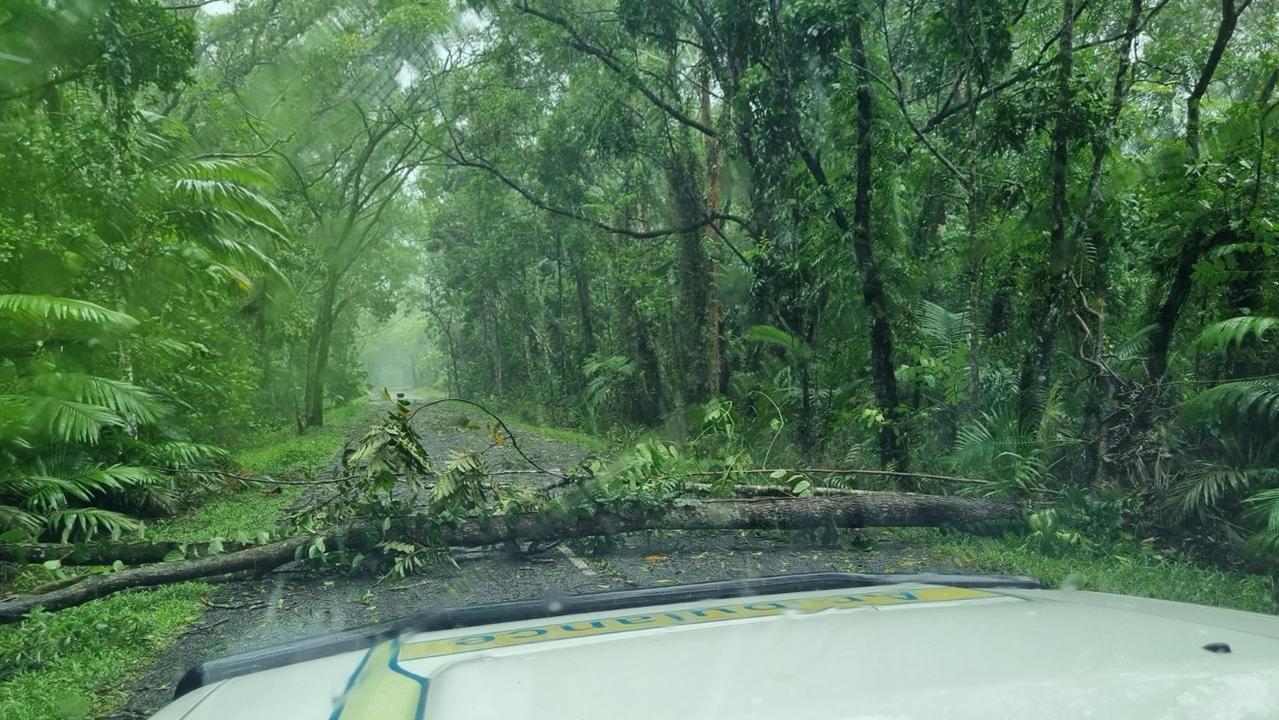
[[2, 0, 1279, 712]]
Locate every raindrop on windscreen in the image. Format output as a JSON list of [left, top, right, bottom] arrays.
[[547, 600, 564, 613], [1060, 572, 1084, 591]]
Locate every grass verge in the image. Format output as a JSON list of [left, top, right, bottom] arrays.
[[0, 583, 209, 720], [233, 399, 371, 476], [0, 399, 371, 719], [892, 528, 1279, 615]]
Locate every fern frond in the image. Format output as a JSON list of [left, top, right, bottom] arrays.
[[914, 300, 969, 356], [1111, 324, 1157, 363], [0, 504, 40, 535], [147, 441, 229, 468], [30, 373, 167, 425], [1193, 316, 1279, 353], [27, 398, 125, 444], [1183, 379, 1279, 425], [1167, 464, 1265, 519], [46, 507, 141, 542], [0, 294, 138, 331]]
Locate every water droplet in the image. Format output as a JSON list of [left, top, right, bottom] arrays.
[[547, 600, 563, 613]]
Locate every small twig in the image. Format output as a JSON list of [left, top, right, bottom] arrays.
[[182, 617, 230, 636], [199, 598, 266, 611]]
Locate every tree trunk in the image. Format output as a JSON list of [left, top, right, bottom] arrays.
[[1078, 0, 1141, 483], [573, 256, 597, 360], [488, 291, 504, 395], [0, 536, 313, 620], [849, 15, 908, 470], [0, 539, 262, 565], [0, 491, 1019, 620], [700, 58, 724, 396], [304, 273, 340, 427], [965, 75, 983, 415], [1145, 0, 1248, 383], [669, 145, 712, 404], [1017, 0, 1074, 421]]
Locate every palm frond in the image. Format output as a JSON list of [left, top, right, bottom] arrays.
[[146, 441, 230, 468], [1112, 323, 1158, 363], [914, 300, 969, 356], [0, 294, 138, 331], [27, 398, 125, 444], [1243, 488, 1279, 540], [0, 504, 40, 535], [1193, 316, 1279, 353], [203, 236, 285, 278], [46, 506, 142, 542], [1183, 379, 1279, 425], [1167, 464, 1271, 520], [744, 324, 810, 360], [30, 373, 167, 426], [165, 157, 287, 241]]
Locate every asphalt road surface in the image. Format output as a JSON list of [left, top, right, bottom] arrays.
[[113, 402, 957, 719]]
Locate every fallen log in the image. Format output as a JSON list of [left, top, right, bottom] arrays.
[[0, 539, 259, 566], [0, 491, 1019, 620], [0, 535, 319, 620], [685, 482, 866, 497]]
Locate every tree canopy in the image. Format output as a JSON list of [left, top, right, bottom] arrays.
[[2, 0, 1277, 559]]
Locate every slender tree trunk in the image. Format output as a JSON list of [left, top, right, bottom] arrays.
[[1017, 0, 1074, 420], [573, 257, 597, 361], [1145, 0, 1248, 382], [669, 146, 712, 404], [488, 291, 504, 396], [304, 272, 340, 427], [849, 14, 907, 470], [553, 232, 569, 385], [700, 58, 724, 396], [1079, 0, 1142, 482], [965, 75, 983, 415]]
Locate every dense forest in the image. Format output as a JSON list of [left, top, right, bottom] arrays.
[[2, 0, 1278, 582]]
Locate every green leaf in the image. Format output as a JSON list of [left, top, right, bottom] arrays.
[[0, 294, 138, 331], [1194, 316, 1279, 353], [744, 325, 810, 360], [0, 528, 28, 543], [162, 548, 186, 563]]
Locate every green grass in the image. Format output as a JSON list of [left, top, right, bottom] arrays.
[[150, 399, 370, 541], [0, 399, 373, 719], [148, 486, 302, 542], [233, 398, 371, 475], [0, 582, 208, 720], [891, 528, 1279, 615]]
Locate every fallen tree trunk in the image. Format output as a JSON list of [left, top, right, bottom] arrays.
[[0, 539, 258, 566], [429, 491, 1019, 546], [0, 535, 319, 621], [686, 482, 871, 497], [0, 491, 1018, 620]]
